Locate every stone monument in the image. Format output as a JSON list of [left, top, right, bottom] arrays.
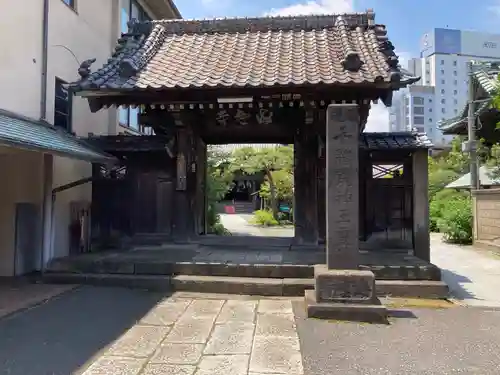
[[305, 103, 388, 323]]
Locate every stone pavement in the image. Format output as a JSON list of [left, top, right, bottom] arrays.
[[430, 234, 500, 307], [82, 296, 303, 375], [2, 286, 500, 375]]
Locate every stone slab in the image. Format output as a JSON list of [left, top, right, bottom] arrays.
[[314, 265, 375, 304], [376, 280, 449, 299], [182, 299, 224, 319], [141, 364, 196, 375], [304, 289, 388, 324], [255, 313, 297, 338], [257, 300, 293, 314], [197, 354, 249, 375], [216, 299, 257, 324], [150, 343, 204, 364], [106, 325, 171, 358], [81, 356, 146, 375], [165, 316, 216, 343], [139, 299, 191, 326], [172, 275, 283, 296], [204, 321, 255, 355], [249, 335, 303, 374]]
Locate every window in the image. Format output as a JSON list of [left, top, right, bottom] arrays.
[[54, 78, 72, 131], [62, 0, 76, 9], [454, 99, 458, 104], [441, 98, 446, 104], [453, 60, 457, 66], [413, 106, 424, 115], [440, 69, 445, 75], [429, 108, 433, 112], [453, 90, 458, 95], [413, 116, 424, 125], [429, 98, 433, 103], [441, 79, 445, 84], [441, 89, 445, 94], [441, 108, 446, 114], [453, 71, 457, 76], [441, 59, 445, 65], [413, 97, 424, 105], [426, 70, 430, 76], [429, 118, 433, 123], [454, 109, 458, 114], [119, 0, 151, 132], [454, 80, 458, 85], [416, 126, 425, 133]]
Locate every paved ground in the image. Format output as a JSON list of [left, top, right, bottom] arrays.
[[0, 287, 303, 375], [219, 214, 294, 237], [0, 278, 75, 319], [293, 301, 500, 374], [430, 234, 500, 308], [2, 286, 500, 375]]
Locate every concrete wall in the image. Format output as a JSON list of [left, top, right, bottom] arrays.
[[47, 0, 120, 259], [472, 189, 500, 248], [0, 0, 176, 276], [0, 147, 44, 276]]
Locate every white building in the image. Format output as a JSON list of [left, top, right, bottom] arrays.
[[393, 28, 500, 146], [0, 0, 179, 277]]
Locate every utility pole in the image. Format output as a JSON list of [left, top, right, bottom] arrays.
[[467, 61, 479, 191]]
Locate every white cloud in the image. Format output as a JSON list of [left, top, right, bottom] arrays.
[[364, 102, 390, 133], [266, 0, 354, 16]]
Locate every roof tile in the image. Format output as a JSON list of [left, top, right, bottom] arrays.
[[72, 13, 418, 93]]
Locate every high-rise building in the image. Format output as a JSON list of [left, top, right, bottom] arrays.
[[393, 28, 500, 146]]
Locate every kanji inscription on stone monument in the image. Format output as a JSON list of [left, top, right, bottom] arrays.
[[326, 104, 360, 269]]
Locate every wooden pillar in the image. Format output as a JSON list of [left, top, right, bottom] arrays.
[[294, 112, 318, 245], [412, 149, 430, 261], [172, 125, 197, 241], [195, 138, 207, 235], [325, 104, 359, 269]]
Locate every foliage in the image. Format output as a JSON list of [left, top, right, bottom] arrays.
[[429, 189, 469, 232], [206, 147, 234, 234], [428, 168, 459, 201], [230, 145, 294, 218], [258, 169, 294, 204], [437, 197, 473, 244], [250, 209, 280, 226]]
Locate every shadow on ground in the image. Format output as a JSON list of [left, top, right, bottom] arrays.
[[0, 286, 169, 375], [440, 268, 478, 301]]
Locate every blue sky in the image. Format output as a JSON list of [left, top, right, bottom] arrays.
[[175, 0, 500, 131]]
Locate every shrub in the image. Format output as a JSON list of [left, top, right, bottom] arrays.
[[251, 209, 279, 226], [437, 197, 473, 244], [212, 222, 232, 236], [429, 189, 469, 232]]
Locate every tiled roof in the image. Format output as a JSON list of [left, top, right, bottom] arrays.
[[71, 12, 418, 95], [0, 109, 115, 163], [439, 62, 500, 134], [360, 131, 432, 150]]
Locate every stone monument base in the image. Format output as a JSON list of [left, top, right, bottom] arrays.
[[305, 265, 388, 324]]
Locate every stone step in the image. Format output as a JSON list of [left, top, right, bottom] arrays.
[[42, 273, 449, 299], [46, 261, 315, 279], [42, 273, 311, 296]]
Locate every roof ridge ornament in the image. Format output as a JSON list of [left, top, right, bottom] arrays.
[[78, 58, 96, 79]]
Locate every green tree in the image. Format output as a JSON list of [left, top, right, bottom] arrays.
[[206, 147, 234, 233], [230, 145, 294, 218]]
